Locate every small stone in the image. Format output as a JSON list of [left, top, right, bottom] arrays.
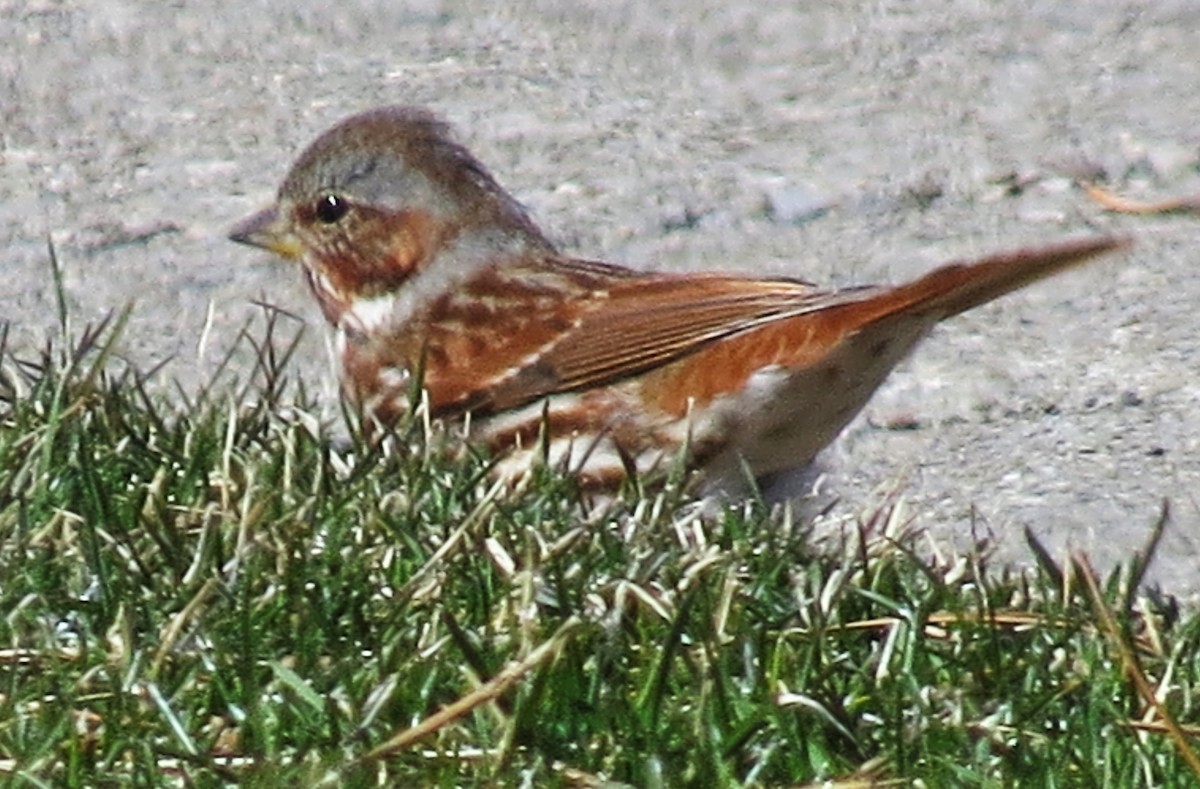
[[1145, 140, 1199, 180], [1121, 390, 1144, 408], [764, 183, 833, 225], [902, 172, 945, 209]]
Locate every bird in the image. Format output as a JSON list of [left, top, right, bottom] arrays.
[[228, 105, 1127, 491]]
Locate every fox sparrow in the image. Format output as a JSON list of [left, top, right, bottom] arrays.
[[229, 106, 1127, 489]]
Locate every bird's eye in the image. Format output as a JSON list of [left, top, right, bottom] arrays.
[[314, 193, 349, 224]]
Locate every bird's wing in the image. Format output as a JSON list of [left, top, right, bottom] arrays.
[[423, 235, 1127, 416], [433, 259, 865, 414], [517, 274, 846, 396]]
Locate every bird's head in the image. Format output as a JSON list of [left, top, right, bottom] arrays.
[[229, 106, 551, 310]]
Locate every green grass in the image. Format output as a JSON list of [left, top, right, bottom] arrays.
[[1, 307, 1198, 788]]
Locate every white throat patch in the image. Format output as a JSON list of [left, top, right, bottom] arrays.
[[344, 293, 398, 335]]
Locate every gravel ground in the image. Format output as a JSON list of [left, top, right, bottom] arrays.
[[4, 1, 1199, 596]]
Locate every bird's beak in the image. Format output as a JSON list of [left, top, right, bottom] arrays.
[[228, 206, 304, 261]]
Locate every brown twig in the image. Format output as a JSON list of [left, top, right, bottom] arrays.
[[1074, 554, 1200, 778], [1081, 182, 1200, 215], [352, 616, 582, 766]]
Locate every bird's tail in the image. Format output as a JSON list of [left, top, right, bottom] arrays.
[[865, 235, 1131, 323]]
